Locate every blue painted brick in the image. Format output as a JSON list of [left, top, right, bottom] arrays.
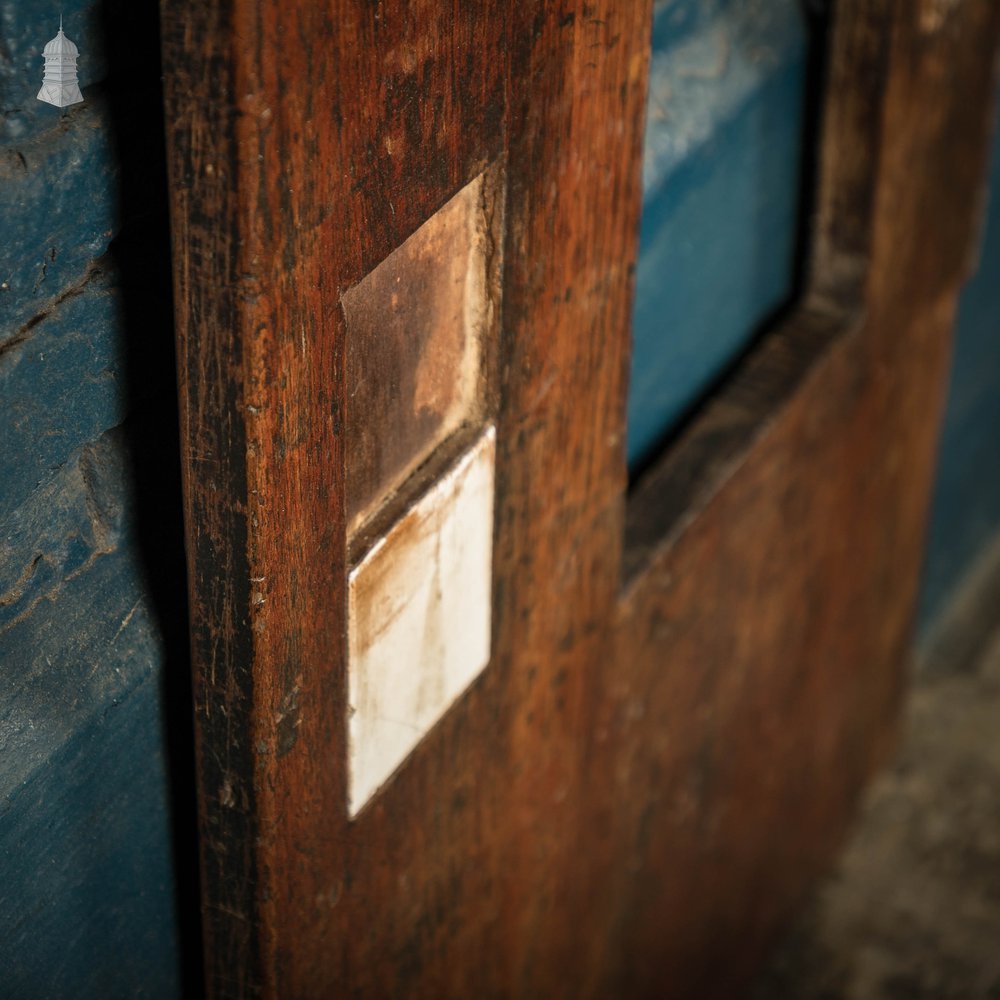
[[0, 673, 181, 999], [0, 429, 126, 637], [1, 94, 119, 332], [1, 265, 127, 519], [0, 430, 159, 795], [0, 429, 181, 998], [1, 4, 184, 994]]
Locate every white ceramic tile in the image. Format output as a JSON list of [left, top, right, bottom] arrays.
[[347, 427, 496, 816]]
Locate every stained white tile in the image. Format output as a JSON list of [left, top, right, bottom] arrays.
[[347, 427, 496, 816]]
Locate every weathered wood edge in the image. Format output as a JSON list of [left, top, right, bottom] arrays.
[[163, 1, 512, 994], [160, 0, 262, 993]]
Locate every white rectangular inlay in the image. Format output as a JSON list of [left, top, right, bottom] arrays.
[[347, 427, 496, 816]]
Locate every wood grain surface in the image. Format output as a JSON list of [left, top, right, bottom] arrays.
[[161, 0, 1000, 996]]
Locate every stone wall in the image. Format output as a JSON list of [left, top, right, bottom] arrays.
[[1, 2, 193, 995]]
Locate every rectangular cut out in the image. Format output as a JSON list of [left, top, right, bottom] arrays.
[[342, 170, 499, 536], [347, 427, 496, 816]]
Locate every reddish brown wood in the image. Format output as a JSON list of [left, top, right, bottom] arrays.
[[162, 0, 1000, 996], [162, 2, 508, 994], [605, 1, 1000, 995]]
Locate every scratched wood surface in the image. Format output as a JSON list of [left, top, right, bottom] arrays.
[[161, 0, 1000, 996]]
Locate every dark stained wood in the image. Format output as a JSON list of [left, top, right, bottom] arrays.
[[162, 0, 1000, 997], [810, 0, 895, 303], [160, 3, 259, 990], [162, 1, 508, 995], [486, 5, 653, 991]]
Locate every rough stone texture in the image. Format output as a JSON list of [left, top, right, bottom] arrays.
[[1, 431, 154, 787], [1, 268, 127, 516], [750, 621, 1000, 999], [0, 94, 119, 332], [0, 3, 191, 995], [1, 658, 179, 998]]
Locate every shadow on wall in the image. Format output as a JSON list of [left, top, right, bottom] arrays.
[[98, 0, 202, 993], [0, 0, 199, 994]]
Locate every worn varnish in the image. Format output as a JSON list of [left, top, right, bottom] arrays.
[[162, 2, 508, 994], [162, 0, 1000, 996]]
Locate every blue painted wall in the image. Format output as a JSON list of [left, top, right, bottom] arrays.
[[628, 0, 812, 469], [1, 2, 194, 995], [919, 92, 1000, 632]]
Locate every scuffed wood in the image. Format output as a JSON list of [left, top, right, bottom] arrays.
[[163, 1, 508, 995], [161, 2, 259, 990]]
